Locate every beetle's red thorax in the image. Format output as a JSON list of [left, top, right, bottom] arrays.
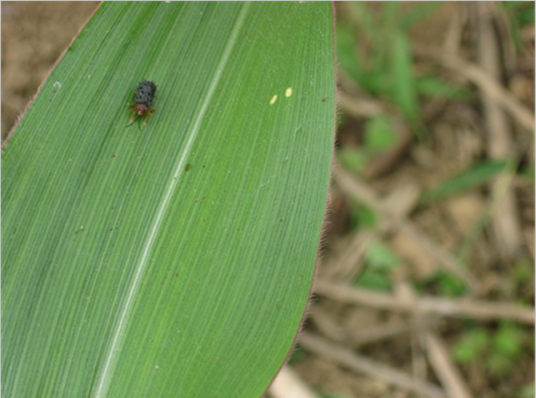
[[136, 103, 148, 116]]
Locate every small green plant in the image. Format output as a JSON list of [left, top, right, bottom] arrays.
[[365, 115, 398, 152], [354, 241, 400, 292], [338, 147, 369, 174], [350, 202, 378, 230], [337, 2, 467, 125], [421, 160, 510, 205], [488, 322, 526, 377], [453, 327, 489, 363], [502, 2, 536, 51], [335, 2, 471, 184], [453, 322, 533, 378], [336, 113, 399, 175]]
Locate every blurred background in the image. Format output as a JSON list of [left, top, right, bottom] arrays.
[[2, 2, 534, 398]]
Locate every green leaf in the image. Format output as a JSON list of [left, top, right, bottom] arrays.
[[415, 76, 472, 100], [391, 32, 418, 120], [364, 114, 397, 152], [365, 242, 400, 271], [415, 270, 467, 297], [502, 2, 535, 52], [337, 147, 368, 174], [513, 261, 533, 285], [353, 242, 399, 292], [384, 2, 402, 32], [493, 323, 523, 358], [3, 2, 335, 397], [503, 1, 535, 26], [487, 322, 526, 376], [355, 269, 393, 292], [336, 22, 362, 83], [351, 203, 378, 230], [342, 3, 389, 94], [453, 327, 489, 364], [348, 2, 377, 43], [421, 160, 509, 204], [437, 272, 468, 297]]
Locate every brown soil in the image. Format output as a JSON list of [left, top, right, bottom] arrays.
[[1, 1, 99, 139]]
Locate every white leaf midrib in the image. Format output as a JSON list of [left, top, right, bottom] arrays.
[[92, 4, 250, 397]]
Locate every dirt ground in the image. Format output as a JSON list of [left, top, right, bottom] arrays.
[[2, 2, 534, 398], [1, 1, 99, 138]]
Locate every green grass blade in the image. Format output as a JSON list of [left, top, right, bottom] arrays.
[[3, 2, 335, 397], [391, 32, 417, 120], [421, 160, 509, 205]]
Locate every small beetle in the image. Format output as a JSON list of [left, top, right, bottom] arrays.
[[127, 80, 157, 128]]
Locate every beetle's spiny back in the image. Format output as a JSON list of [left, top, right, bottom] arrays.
[[134, 80, 157, 106]]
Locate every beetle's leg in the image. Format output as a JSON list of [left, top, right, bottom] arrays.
[[126, 117, 138, 128], [128, 104, 139, 123], [143, 108, 155, 126]]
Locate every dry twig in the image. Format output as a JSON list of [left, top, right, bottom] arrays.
[[425, 332, 474, 398], [299, 332, 447, 398], [311, 306, 437, 348], [413, 45, 535, 132], [338, 90, 383, 119], [394, 281, 474, 398], [476, 2, 523, 259], [315, 280, 535, 324], [322, 229, 377, 281], [269, 366, 319, 398], [442, 5, 465, 55]]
